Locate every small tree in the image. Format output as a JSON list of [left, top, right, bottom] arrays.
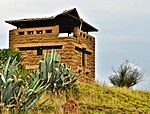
[[0, 49, 24, 72], [0, 48, 23, 64], [109, 60, 142, 88]]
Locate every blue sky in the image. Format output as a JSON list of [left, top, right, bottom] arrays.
[[1, 0, 150, 89]]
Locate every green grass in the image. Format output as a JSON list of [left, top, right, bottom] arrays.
[[77, 83, 150, 114], [37, 82, 150, 114]]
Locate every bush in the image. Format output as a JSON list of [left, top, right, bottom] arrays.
[[0, 48, 23, 64], [0, 48, 25, 72], [109, 60, 142, 88]]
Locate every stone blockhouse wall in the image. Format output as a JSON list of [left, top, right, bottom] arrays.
[[9, 25, 95, 82]]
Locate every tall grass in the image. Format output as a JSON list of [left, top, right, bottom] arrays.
[[32, 82, 150, 113], [77, 83, 150, 114]]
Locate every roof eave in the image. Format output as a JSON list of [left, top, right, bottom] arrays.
[[83, 20, 98, 32]]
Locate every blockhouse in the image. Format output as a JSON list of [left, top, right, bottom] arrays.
[[5, 8, 98, 82]]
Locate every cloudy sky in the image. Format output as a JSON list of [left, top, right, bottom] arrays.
[[1, 0, 150, 89]]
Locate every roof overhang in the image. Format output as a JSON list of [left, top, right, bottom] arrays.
[[5, 8, 98, 32]]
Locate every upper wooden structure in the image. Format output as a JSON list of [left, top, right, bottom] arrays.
[[6, 8, 98, 82]]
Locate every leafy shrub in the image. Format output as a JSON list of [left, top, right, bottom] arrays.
[[0, 48, 25, 72], [109, 60, 142, 88], [0, 48, 23, 65]]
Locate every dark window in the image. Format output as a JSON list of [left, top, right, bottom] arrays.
[[75, 46, 86, 66], [54, 45, 62, 49], [86, 72, 89, 75], [82, 48, 85, 67], [80, 33, 82, 36], [19, 45, 62, 55], [19, 47, 36, 51], [75, 46, 82, 51], [37, 30, 43, 34], [83, 34, 85, 37], [46, 30, 52, 33], [86, 51, 92, 55], [18, 32, 24, 35], [46, 45, 63, 49], [37, 47, 43, 55], [78, 70, 82, 73], [19, 47, 26, 51], [27, 31, 33, 35], [86, 36, 88, 39]]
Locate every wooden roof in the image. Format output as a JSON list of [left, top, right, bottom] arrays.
[[5, 8, 98, 33]]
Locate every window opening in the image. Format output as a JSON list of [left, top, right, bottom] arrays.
[[18, 32, 24, 35], [19, 47, 36, 51], [78, 70, 82, 74], [82, 48, 86, 67], [46, 30, 52, 33], [37, 30, 43, 34], [19, 45, 62, 54], [86, 51, 92, 55], [86, 36, 88, 39], [75, 46, 82, 52], [75, 46, 92, 67], [86, 72, 89, 75], [19, 47, 26, 51], [46, 45, 63, 49], [83, 34, 85, 37], [27, 31, 33, 35], [37, 47, 43, 55], [80, 33, 82, 36]]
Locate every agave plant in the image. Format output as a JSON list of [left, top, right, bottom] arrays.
[[0, 57, 50, 113], [0, 57, 23, 113], [38, 50, 78, 94], [0, 49, 78, 113], [20, 72, 50, 112]]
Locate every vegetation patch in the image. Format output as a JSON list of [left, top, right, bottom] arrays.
[[77, 83, 150, 114]]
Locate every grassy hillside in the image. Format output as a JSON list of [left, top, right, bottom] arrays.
[[78, 83, 150, 114], [39, 83, 150, 114]]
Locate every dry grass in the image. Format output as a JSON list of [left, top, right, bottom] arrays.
[[24, 82, 150, 114], [36, 91, 67, 114]]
